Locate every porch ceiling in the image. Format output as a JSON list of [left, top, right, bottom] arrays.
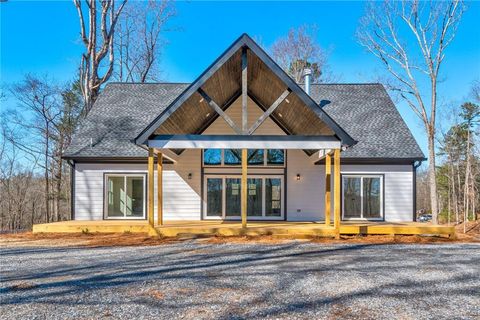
[[135, 34, 355, 148]]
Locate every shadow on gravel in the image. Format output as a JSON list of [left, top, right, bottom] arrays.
[[1, 242, 479, 319]]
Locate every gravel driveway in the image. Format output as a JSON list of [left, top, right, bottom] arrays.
[[1, 242, 479, 319]]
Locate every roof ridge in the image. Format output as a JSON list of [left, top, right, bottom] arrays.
[[105, 82, 384, 86], [106, 82, 191, 85], [310, 83, 383, 86]]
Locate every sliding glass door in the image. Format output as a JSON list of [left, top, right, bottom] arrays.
[[342, 175, 383, 220], [204, 175, 284, 220], [105, 174, 146, 219]]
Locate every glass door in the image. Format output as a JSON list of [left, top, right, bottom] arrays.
[[225, 178, 241, 217], [105, 174, 146, 219], [203, 175, 284, 220], [206, 178, 223, 217], [342, 175, 383, 220]]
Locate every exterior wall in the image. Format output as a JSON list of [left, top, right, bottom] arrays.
[[339, 164, 414, 222], [74, 149, 201, 221], [286, 150, 414, 222]]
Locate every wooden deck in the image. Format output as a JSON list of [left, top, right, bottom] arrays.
[[32, 220, 456, 238]]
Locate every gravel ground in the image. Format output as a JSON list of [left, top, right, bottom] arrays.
[[1, 242, 479, 320]]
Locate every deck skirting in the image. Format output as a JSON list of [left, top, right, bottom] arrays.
[[32, 220, 456, 238]]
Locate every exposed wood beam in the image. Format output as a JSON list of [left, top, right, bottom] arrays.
[[241, 148, 247, 228], [325, 153, 331, 226], [195, 90, 242, 135], [247, 89, 290, 135], [148, 148, 155, 227], [242, 46, 248, 134], [333, 148, 341, 239], [148, 135, 342, 150], [157, 152, 163, 226], [197, 87, 243, 135], [158, 148, 179, 163]]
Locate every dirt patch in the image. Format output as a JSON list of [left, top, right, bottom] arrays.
[[0, 232, 179, 247], [454, 221, 480, 241], [1, 225, 478, 248], [142, 289, 165, 300]]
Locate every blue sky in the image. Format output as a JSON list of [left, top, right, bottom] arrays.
[[1, 1, 480, 157]]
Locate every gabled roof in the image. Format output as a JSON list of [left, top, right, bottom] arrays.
[[134, 33, 355, 146], [63, 83, 425, 161]]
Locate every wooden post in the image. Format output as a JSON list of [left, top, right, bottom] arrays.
[[325, 153, 331, 226], [148, 148, 155, 227], [333, 148, 341, 239], [157, 152, 163, 226], [241, 148, 247, 228]]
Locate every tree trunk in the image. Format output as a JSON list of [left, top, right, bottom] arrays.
[[427, 128, 439, 224]]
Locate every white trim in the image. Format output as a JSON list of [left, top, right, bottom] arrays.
[[104, 173, 146, 220], [341, 174, 384, 221], [203, 174, 284, 220], [149, 135, 341, 150]]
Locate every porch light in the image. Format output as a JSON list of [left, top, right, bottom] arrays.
[[206, 112, 211, 118], [278, 113, 283, 118], [296, 174, 301, 181], [199, 98, 204, 103], [285, 98, 290, 104]]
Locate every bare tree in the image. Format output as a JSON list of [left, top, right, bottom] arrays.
[[271, 25, 331, 84], [73, 0, 127, 113], [116, 0, 175, 82], [357, 0, 465, 224]]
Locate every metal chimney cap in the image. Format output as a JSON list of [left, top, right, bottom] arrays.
[[303, 68, 312, 76]]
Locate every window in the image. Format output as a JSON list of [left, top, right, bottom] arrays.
[[342, 175, 383, 220], [224, 149, 241, 165], [105, 174, 146, 219], [204, 175, 284, 219], [267, 149, 284, 166], [203, 149, 222, 165], [203, 149, 285, 167]]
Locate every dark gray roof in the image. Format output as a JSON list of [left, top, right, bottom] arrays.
[[64, 82, 425, 161], [310, 84, 424, 159]]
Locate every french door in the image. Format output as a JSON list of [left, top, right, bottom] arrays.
[[204, 175, 284, 220], [342, 175, 383, 220]]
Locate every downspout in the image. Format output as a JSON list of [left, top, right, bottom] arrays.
[[413, 160, 422, 222], [67, 160, 76, 220]]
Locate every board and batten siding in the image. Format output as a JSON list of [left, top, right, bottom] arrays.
[[74, 149, 201, 221]]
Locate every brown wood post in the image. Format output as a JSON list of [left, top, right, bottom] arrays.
[[333, 148, 341, 239], [157, 152, 163, 226], [325, 153, 331, 226], [241, 148, 248, 228], [148, 148, 155, 227]]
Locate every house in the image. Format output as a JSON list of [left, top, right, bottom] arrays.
[[61, 34, 428, 236]]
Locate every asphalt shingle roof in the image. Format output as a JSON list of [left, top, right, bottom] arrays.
[[64, 82, 425, 160]]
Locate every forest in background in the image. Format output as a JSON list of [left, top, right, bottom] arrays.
[[0, 0, 478, 232]]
